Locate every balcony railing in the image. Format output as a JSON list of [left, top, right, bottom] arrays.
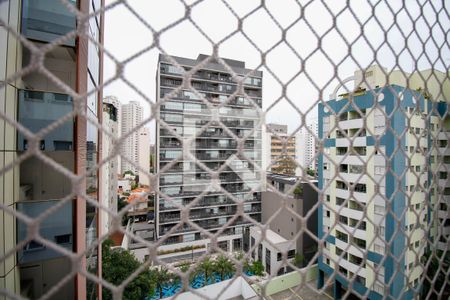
[[21, 0, 77, 46]]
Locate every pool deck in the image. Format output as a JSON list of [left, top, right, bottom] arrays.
[[266, 281, 333, 300]]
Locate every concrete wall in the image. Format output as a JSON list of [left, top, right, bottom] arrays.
[[252, 264, 318, 297], [261, 182, 318, 262]]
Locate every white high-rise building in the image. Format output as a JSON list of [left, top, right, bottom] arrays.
[[101, 96, 120, 234], [138, 127, 151, 186], [296, 120, 318, 173], [121, 101, 143, 174]]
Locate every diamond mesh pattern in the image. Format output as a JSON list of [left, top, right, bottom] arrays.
[[0, 0, 449, 299]]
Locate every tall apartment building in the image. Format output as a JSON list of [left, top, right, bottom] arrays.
[[101, 96, 120, 235], [296, 121, 318, 173], [0, 0, 104, 298], [156, 54, 262, 253], [317, 65, 450, 299], [138, 127, 151, 186], [121, 101, 143, 174], [264, 123, 297, 175]]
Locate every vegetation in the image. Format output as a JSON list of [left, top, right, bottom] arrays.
[[102, 240, 154, 300], [157, 244, 205, 255], [273, 156, 296, 175], [249, 260, 264, 276], [152, 268, 174, 299], [421, 250, 450, 299], [197, 257, 215, 286], [293, 253, 305, 268], [306, 168, 316, 176], [293, 185, 303, 196], [214, 255, 235, 281], [124, 170, 135, 176]]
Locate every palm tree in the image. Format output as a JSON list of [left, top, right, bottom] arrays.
[[197, 257, 214, 286], [214, 256, 235, 281], [152, 267, 172, 299]]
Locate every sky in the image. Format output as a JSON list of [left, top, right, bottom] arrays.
[[102, 0, 449, 143]]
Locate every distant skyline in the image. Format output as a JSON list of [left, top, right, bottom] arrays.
[[103, 0, 449, 143]]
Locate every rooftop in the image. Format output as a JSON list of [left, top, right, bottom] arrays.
[[251, 227, 287, 244], [267, 173, 318, 185], [159, 54, 263, 77]]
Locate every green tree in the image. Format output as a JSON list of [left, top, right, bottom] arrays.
[[214, 256, 235, 281], [273, 155, 296, 175], [178, 263, 196, 289], [421, 250, 450, 299], [293, 253, 304, 268], [250, 260, 264, 276], [293, 185, 303, 197], [306, 168, 315, 176], [152, 267, 173, 299], [124, 170, 134, 176], [102, 240, 154, 300], [197, 257, 215, 286]]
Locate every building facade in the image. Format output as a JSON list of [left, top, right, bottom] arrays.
[[120, 100, 143, 175], [261, 174, 318, 263], [101, 96, 119, 235], [264, 124, 297, 175], [296, 121, 318, 173], [317, 66, 450, 299], [156, 54, 263, 254], [138, 127, 151, 186], [0, 0, 104, 298]]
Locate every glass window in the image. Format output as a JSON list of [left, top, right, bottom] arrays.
[[163, 113, 183, 123], [164, 101, 183, 110], [184, 103, 202, 112]]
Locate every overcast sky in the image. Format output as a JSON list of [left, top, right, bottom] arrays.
[[103, 0, 449, 142]]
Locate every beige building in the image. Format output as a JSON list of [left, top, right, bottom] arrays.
[[264, 123, 297, 175]]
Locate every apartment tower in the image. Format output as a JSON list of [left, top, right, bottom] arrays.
[[0, 0, 104, 298], [121, 101, 143, 175], [101, 96, 120, 235], [317, 65, 449, 299], [296, 121, 318, 173], [156, 54, 263, 253]]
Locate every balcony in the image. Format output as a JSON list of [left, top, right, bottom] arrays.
[[339, 118, 364, 130], [21, 0, 77, 47], [18, 90, 73, 151], [16, 199, 73, 264]]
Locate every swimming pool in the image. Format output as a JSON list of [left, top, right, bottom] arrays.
[[148, 271, 253, 299]]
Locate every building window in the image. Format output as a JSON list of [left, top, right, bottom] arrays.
[[336, 231, 348, 243], [287, 250, 295, 259], [55, 234, 72, 244]]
